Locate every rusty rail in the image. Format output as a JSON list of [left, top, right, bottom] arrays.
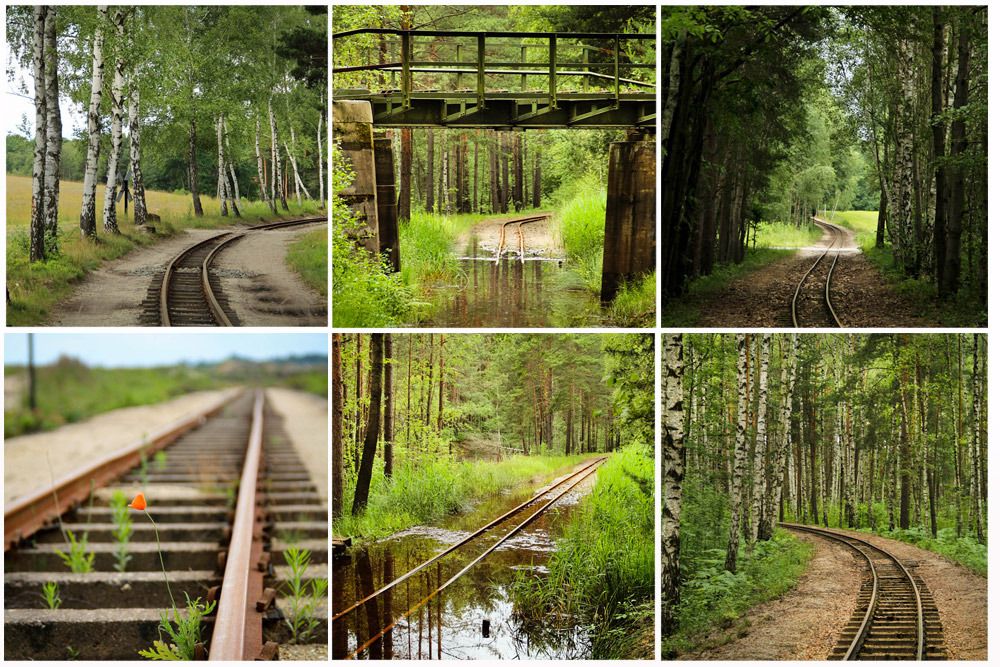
[[495, 214, 549, 263], [790, 217, 845, 328], [341, 456, 607, 659], [208, 390, 277, 661], [3, 390, 242, 551]]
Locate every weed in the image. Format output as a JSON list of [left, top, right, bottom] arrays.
[[153, 451, 168, 471], [138, 595, 216, 660], [282, 547, 328, 643], [66, 646, 79, 660], [55, 530, 95, 574], [110, 490, 133, 572], [138, 451, 149, 488], [41, 581, 62, 610]]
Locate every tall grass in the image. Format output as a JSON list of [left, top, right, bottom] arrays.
[[6, 175, 322, 325], [555, 176, 607, 294], [511, 445, 655, 659], [827, 210, 878, 250], [330, 220, 412, 327], [333, 453, 588, 541], [749, 221, 823, 248], [285, 228, 328, 297]]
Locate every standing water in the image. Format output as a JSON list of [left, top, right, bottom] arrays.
[[331, 470, 597, 659]]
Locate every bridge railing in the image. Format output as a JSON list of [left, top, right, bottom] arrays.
[[332, 29, 655, 108]]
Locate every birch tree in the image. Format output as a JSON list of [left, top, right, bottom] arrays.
[[749, 334, 770, 550], [29, 6, 47, 261], [79, 5, 107, 238], [128, 82, 148, 226], [725, 335, 750, 573], [662, 334, 684, 633], [101, 9, 126, 234], [42, 6, 60, 246]]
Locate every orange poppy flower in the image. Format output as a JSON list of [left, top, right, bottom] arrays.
[[128, 493, 147, 511]]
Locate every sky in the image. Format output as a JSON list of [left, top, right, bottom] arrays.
[[4, 41, 85, 138], [3, 333, 328, 368]]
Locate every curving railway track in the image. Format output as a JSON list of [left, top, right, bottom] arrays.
[[4, 390, 328, 660], [779, 523, 946, 660], [147, 216, 326, 327], [790, 218, 848, 328], [494, 214, 550, 263], [332, 456, 606, 659]]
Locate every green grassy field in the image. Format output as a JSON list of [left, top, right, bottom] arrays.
[[827, 210, 879, 250], [6, 175, 323, 325], [750, 221, 823, 248], [286, 227, 328, 297]]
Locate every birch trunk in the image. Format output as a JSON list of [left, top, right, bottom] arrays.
[[255, 116, 274, 211], [42, 7, 60, 245], [128, 83, 148, 225], [30, 6, 47, 262], [187, 117, 203, 216], [662, 334, 685, 633], [766, 334, 796, 538], [749, 334, 770, 550], [269, 100, 288, 210], [79, 6, 107, 238], [101, 9, 125, 233], [970, 334, 983, 543], [223, 119, 241, 206], [317, 108, 325, 208], [725, 335, 750, 573]]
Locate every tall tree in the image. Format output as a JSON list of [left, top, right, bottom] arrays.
[[331, 334, 345, 518], [661, 334, 684, 633], [352, 333, 385, 515], [79, 5, 108, 238]]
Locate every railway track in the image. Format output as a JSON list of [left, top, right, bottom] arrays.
[[144, 216, 326, 327], [495, 214, 550, 263], [332, 456, 606, 659], [779, 523, 945, 660], [4, 390, 328, 660], [790, 218, 847, 328]]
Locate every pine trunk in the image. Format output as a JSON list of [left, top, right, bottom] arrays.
[[331, 334, 344, 518], [383, 334, 394, 479], [353, 334, 384, 515]]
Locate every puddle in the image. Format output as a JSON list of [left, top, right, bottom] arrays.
[[331, 472, 593, 659], [411, 236, 603, 327]]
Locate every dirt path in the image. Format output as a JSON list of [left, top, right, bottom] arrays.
[[678, 532, 864, 660], [457, 213, 559, 257], [808, 527, 987, 660], [687, 222, 938, 327], [4, 388, 241, 504], [214, 226, 326, 326]]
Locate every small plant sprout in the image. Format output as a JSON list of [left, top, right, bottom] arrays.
[[41, 581, 62, 610], [138, 594, 216, 661], [110, 490, 133, 572], [282, 547, 328, 643], [153, 450, 168, 471], [127, 493, 175, 609], [138, 451, 150, 488], [55, 530, 94, 574]]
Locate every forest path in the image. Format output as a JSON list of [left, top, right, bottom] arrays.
[[46, 225, 322, 326], [688, 222, 938, 327], [676, 531, 863, 660]]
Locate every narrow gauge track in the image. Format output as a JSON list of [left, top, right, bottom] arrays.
[[332, 456, 607, 659], [495, 214, 550, 263], [779, 523, 945, 660], [790, 218, 847, 328], [4, 390, 328, 660], [158, 216, 326, 327]]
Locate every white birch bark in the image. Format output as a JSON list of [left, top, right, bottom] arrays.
[[223, 119, 240, 204], [725, 335, 750, 573], [42, 7, 60, 245], [216, 116, 229, 216], [255, 116, 274, 211], [128, 82, 147, 225], [749, 334, 770, 551], [317, 108, 325, 208], [102, 9, 125, 233], [80, 6, 107, 238], [30, 6, 47, 261], [269, 99, 288, 210], [662, 334, 684, 632]]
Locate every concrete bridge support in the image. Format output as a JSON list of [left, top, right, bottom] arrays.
[[332, 101, 379, 256], [601, 133, 656, 303], [373, 136, 401, 272]]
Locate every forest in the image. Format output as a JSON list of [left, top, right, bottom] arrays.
[[5, 6, 326, 323], [330, 333, 654, 659], [330, 6, 656, 327], [662, 333, 988, 656], [663, 7, 987, 325]]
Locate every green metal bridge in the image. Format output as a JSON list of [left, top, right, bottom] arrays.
[[331, 28, 656, 129]]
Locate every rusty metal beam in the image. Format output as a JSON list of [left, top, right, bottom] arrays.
[[4, 391, 243, 551], [209, 390, 274, 661]]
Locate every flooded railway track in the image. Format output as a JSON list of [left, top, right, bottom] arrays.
[[149, 216, 326, 326], [790, 218, 846, 328], [779, 523, 945, 660], [495, 214, 551, 263], [4, 390, 328, 660], [332, 456, 606, 659]]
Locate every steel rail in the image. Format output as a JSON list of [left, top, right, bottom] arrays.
[[345, 456, 606, 659], [347, 457, 607, 659], [790, 218, 843, 328], [208, 390, 272, 661], [159, 232, 232, 326], [495, 214, 549, 263], [331, 456, 605, 625], [819, 221, 845, 328], [779, 523, 923, 660], [4, 390, 243, 550]]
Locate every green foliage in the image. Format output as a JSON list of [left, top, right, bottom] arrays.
[[138, 595, 216, 661], [285, 228, 328, 297], [607, 273, 656, 327], [749, 221, 823, 248], [4, 362, 221, 438], [56, 529, 95, 574], [41, 581, 62, 610], [154, 451, 169, 471], [110, 490, 133, 573], [334, 454, 588, 541], [663, 528, 812, 657], [281, 547, 329, 643], [556, 175, 607, 294], [511, 446, 654, 659], [878, 527, 986, 576]]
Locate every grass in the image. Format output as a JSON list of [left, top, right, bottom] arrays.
[[826, 210, 878, 250], [333, 453, 590, 541], [4, 360, 222, 438], [286, 227, 328, 298], [748, 220, 823, 248], [608, 273, 656, 327], [281, 547, 328, 643], [511, 445, 654, 659], [662, 248, 796, 326], [275, 370, 328, 397], [6, 174, 323, 325], [399, 211, 499, 286], [41, 581, 62, 610], [662, 528, 812, 657], [138, 595, 216, 661], [330, 218, 413, 327]]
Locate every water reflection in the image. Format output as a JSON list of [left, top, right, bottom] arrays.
[[331, 491, 590, 659]]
